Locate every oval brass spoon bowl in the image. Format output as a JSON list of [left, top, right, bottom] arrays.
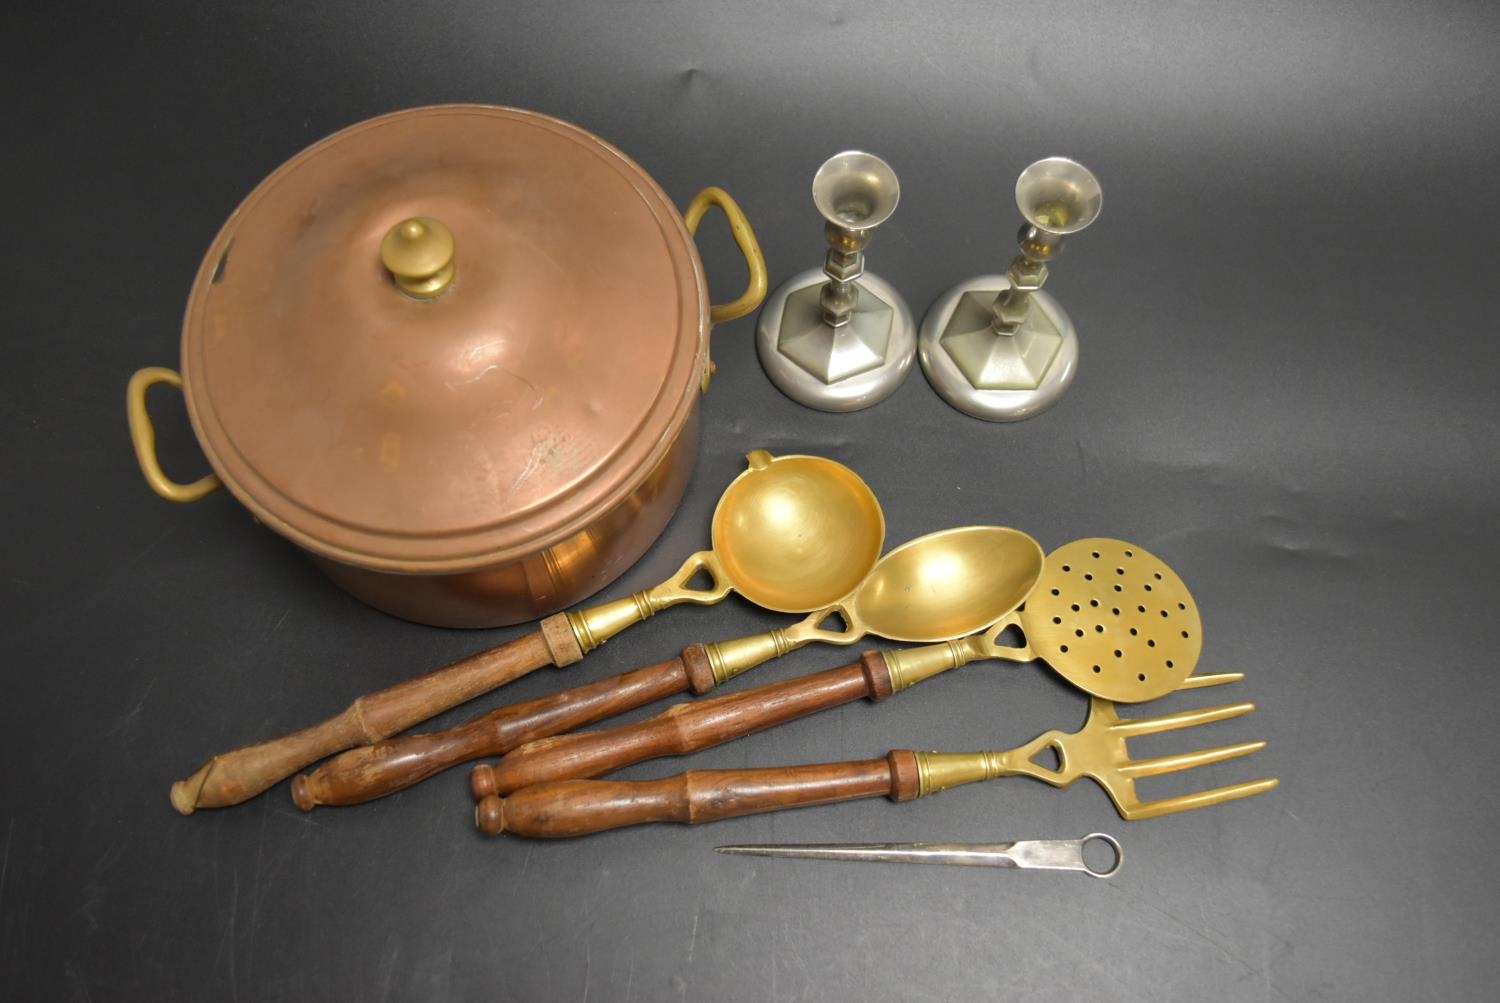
[[174, 448, 885, 813], [703, 525, 1045, 686]]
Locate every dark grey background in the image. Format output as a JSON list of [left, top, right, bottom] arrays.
[[4, 1, 1498, 999]]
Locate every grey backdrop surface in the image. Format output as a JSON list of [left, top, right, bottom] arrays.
[[4, 1, 1499, 999]]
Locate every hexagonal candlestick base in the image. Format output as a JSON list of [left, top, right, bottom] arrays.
[[918, 275, 1079, 422], [757, 268, 915, 412], [938, 290, 1062, 390], [779, 282, 894, 384]]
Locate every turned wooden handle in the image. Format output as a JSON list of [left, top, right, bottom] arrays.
[[475, 750, 921, 837], [292, 647, 714, 809], [475, 652, 895, 797], [171, 617, 581, 814]]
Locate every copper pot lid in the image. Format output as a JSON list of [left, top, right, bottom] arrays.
[[181, 106, 708, 572]]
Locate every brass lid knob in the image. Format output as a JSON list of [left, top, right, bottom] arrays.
[[380, 217, 455, 299]]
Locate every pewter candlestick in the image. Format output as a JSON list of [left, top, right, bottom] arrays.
[[756, 151, 914, 412], [919, 157, 1102, 421]]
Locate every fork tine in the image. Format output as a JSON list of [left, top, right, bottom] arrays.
[[1175, 671, 1244, 690], [1118, 740, 1266, 778], [1110, 701, 1255, 738], [1122, 777, 1280, 820]]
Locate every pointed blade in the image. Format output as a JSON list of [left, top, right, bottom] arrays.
[[715, 836, 1122, 877], [715, 842, 1019, 865]]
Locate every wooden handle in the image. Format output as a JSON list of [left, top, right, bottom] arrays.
[[475, 750, 921, 837], [291, 648, 711, 809], [171, 619, 581, 814], [476, 652, 894, 797]]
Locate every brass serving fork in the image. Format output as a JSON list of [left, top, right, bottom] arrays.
[[475, 672, 1278, 837]]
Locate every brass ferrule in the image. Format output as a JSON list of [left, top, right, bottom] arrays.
[[568, 590, 655, 654], [913, 750, 1005, 798], [883, 640, 966, 693], [705, 629, 794, 686]]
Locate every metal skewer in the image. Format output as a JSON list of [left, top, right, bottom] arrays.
[[715, 833, 1121, 878]]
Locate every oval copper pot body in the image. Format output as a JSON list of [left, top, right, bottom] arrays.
[[310, 412, 700, 628], [132, 106, 764, 627]]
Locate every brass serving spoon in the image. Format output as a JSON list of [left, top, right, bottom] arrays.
[[467, 537, 1198, 798], [296, 526, 1040, 809], [172, 449, 885, 813], [470, 528, 1044, 796], [689, 524, 1048, 690]]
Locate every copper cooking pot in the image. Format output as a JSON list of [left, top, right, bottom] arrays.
[[126, 105, 767, 628]]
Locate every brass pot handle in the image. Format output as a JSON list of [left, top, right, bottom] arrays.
[[126, 367, 221, 503], [684, 187, 768, 392], [683, 186, 768, 326]]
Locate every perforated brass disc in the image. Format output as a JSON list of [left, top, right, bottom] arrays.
[[1020, 539, 1201, 702]]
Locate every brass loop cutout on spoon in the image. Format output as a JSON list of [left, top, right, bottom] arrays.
[[567, 550, 732, 653]]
